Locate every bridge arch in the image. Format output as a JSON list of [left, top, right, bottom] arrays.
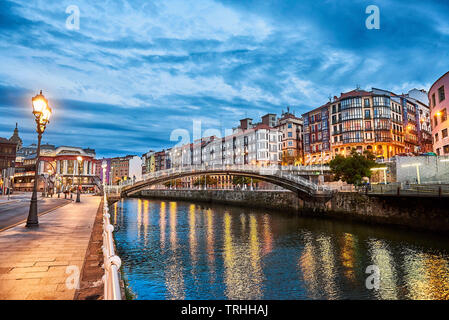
[[121, 165, 332, 199]]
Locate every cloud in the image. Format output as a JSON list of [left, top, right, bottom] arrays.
[[0, 0, 448, 157]]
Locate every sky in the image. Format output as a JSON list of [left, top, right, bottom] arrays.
[[1, 0, 449, 158]]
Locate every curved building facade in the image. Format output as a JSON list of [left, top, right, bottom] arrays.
[[429, 71, 449, 155]]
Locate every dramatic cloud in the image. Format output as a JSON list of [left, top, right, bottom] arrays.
[[1, 0, 448, 157]]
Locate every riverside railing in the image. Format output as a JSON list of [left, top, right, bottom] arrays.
[[101, 192, 122, 300], [364, 183, 449, 197]]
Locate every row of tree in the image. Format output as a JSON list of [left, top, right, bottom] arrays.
[[163, 176, 261, 188]]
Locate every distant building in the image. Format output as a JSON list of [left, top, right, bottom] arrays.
[[13, 145, 98, 192], [302, 102, 331, 165], [276, 108, 303, 165], [9, 123, 22, 151], [0, 137, 17, 174], [94, 158, 112, 184], [429, 70, 449, 155], [110, 155, 142, 184]]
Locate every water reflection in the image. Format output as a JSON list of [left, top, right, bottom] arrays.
[[112, 199, 449, 300]]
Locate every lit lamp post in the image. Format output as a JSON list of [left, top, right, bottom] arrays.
[[76, 156, 83, 203], [26, 91, 52, 228]]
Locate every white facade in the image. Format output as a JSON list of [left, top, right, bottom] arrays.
[[128, 156, 142, 181]]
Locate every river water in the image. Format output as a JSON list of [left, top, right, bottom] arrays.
[[111, 198, 449, 300]]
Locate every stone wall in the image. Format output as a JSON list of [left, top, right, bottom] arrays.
[[130, 189, 449, 232]]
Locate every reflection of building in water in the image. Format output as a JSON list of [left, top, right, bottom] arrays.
[[402, 249, 449, 300], [249, 214, 264, 294], [159, 202, 166, 250], [222, 212, 264, 299], [317, 236, 339, 299], [165, 261, 185, 300], [189, 204, 200, 288], [261, 214, 273, 256], [298, 232, 321, 299], [143, 200, 149, 245], [189, 204, 197, 261], [340, 233, 357, 283], [299, 233, 340, 299], [368, 239, 398, 300], [169, 202, 177, 251], [165, 201, 185, 299], [137, 198, 142, 239], [205, 209, 216, 282]]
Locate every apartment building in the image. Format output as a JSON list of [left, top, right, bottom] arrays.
[[303, 87, 432, 164], [302, 103, 331, 165], [429, 71, 449, 155], [276, 108, 303, 165]]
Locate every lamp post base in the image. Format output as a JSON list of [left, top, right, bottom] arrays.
[[26, 197, 39, 228]]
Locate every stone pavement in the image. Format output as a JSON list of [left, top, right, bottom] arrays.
[[0, 195, 101, 300]]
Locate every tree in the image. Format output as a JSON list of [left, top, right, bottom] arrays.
[[193, 176, 218, 187], [329, 148, 377, 185]]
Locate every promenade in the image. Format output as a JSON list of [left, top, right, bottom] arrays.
[[0, 195, 101, 300]]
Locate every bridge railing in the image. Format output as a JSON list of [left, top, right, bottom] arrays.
[[139, 164, 332, 193], [104, 185, 122, 195]]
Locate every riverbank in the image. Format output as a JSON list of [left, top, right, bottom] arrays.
[[130, 189, 449, 233]]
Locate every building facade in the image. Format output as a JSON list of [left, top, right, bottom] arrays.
[[13, 145, 97, 192], [276, 108, 303, 165], [303, 87, 432, 164], [429, 71, 449, 156], [303, 103, 331, 165]]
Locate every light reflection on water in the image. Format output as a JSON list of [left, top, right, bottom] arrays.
[[112, 198, 449, 300]]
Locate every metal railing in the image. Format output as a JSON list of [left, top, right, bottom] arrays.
[[101, 188, 122, 300], [138, 164, 332, 193], [364, 183, 449, 197]]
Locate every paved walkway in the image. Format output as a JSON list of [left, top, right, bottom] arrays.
[[0, 195, 101, 300]]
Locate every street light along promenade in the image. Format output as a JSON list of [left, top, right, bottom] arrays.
[[26, 90, 52, 228]]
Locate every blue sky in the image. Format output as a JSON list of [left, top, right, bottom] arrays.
[[1, 0, 449, 157]]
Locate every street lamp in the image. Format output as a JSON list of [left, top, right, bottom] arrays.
[[26, 90, 52, 228], [76, 156, 82, 202]]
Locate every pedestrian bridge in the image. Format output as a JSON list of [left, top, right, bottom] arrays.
[[119, 164, 333, 199]]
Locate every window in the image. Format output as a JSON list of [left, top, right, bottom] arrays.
[[365, 110, 370, 119], [443, 109, 447, 122], [288, 132, 293, 138], [332, 105, 337, 113], [443, 129, 448, 138], [288, 141, 293, 146], [444, 145, 449, 154], [435, 133, 439, 142], [288, 123, 292, 128], [364, 99, 370, 107], [438, 86, 445, 102], [432, 93, 436, 107], [434, 115, 438, 127]]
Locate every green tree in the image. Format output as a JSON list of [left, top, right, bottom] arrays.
[[329, 149, 377, 185], [232, 176, 260, 186], [193, 176, 218, 187]]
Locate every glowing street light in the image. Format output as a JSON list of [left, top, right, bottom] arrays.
[[26, 91, 52, 228]]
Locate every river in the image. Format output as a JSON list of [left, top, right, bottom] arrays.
[[111, 198, 449, 300]]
